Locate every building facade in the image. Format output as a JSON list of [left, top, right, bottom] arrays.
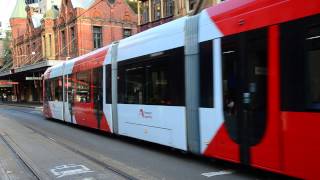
[[54, 0, 137, 60], [137, 0, 224, 31], [39, 0, 62, 14], [0, 0, 137, 103]]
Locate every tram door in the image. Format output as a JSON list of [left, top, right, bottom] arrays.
[[66, 74, 74, 123], [222, 28, 267, 165], [93, 67, 103, 129]]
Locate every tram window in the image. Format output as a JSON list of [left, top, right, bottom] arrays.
[[124, 65, 145, 104], [45, 80, 52, 101], [200, 40, 213, 108], [76, 70, 91, 103], [58, 77, 63, 101], [306, 25, 320, 108], [145, 60, 170, 105], [51, 77, 63, 101], [281, 14, 320, 111], [93, 67, 103, 102], [105, 65, 112, 104], [118, 47, 185, 106]]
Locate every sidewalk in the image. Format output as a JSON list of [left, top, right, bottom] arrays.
[[0, 102, 42, 110]]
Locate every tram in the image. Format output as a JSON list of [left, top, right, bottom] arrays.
[[43, 0, 320, 179]]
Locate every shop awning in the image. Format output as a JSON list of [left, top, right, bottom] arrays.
[[0, 81, 19, 85]]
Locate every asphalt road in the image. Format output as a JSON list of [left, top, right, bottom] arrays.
[[0, 105, 294, 180]]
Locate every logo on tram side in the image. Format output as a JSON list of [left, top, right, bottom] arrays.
[[139, 109, 152, 119]]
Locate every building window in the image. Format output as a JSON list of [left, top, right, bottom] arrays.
[[108, 0, 115, 4], [142, 1, 149, 24], [27, 45, 30, 58], [164, 0, 174, 17], [61, 30, 67, 55], [49, 34, 52, 56], [32, 42, 36, 53], [42, 35, 46, 56], [93, 26, 102, 49], [152, 0, 161, 21], [70, 27, 76, 52], [123, 29, 132, 38], [189, 0, 196, 11]]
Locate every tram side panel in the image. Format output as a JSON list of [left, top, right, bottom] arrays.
[[71, 48, 111, 132], [280, 14, 320, 180], [116, 47, 188, 150]]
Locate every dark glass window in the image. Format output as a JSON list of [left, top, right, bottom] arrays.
[[76, 71, 91, 103], [61, 30, 67, 55], [93, 67, 103, 115], [123, 29, 132, 38], [152, 0, 161, 21], [93, 26, 102, 49], [118, 48, 185, 106], [123, 65, 145, 104], [189, 0, 196, 11], [45, 80, 52, 101], [164, 0, 174, 17], [281, 14, 320, 111], [222, 28, 268, 145], [49, 34, 52, 56], [306, 25, 320, 108], [105, 65, 112, 104], [200, 40, 213, 108], [70, 27, 76, 52], [66, 75, 74, 103], [142, 1, 149, 24], [50, 77, 63, 101]]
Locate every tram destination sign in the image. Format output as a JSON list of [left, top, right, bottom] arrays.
[[26, 77, 42, 80]]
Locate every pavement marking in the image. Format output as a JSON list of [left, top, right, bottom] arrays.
[[48, 137, 56, 142], [82, 177, 96, 180], [201, 170, 233, 178], [50, 164, 93, 178]]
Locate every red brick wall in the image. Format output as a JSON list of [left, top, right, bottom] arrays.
[[11, 15, 43, 68], [56, 0, 137, 59], [10, 18, 27, 39], [11, 0, 138, 66]]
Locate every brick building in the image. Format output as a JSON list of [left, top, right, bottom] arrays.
[[54, 0, 137, 60], [0, 0, 137, 103], [137, 0, 224, 32]]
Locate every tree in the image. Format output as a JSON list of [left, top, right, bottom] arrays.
[[125, 0, 138, 14], [2, 31, 12, 67]]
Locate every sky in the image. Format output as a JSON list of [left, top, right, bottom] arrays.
[[0, 0, 17, 29]]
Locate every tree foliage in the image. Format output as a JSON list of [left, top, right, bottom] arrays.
[[3, 31, 12, 65], [125, 0, 138, 13]]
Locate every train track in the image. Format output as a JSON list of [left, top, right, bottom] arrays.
[[0, 133, 41, 180], [25, 125, 138, 180], [2, 106, 140, 180]]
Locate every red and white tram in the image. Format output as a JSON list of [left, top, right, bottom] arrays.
[[43, 0, 320, 179]]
